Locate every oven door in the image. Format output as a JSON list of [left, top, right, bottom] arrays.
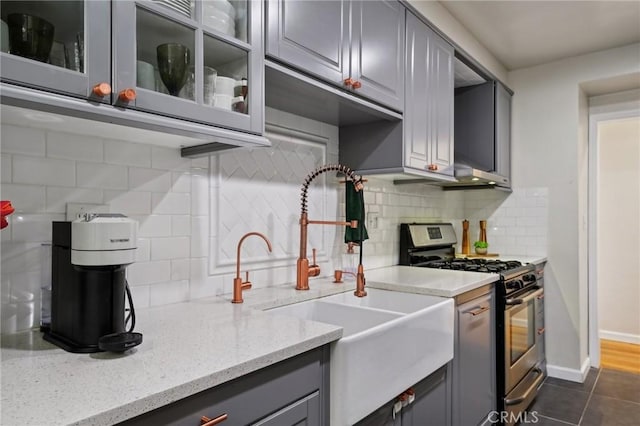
[[504, 287, 543, 393]]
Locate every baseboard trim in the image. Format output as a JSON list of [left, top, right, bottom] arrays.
[[599, 330, 640, 345], [547, 357, 591, 383]]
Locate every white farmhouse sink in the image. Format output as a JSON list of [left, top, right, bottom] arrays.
[[267, 289, 455, 425]]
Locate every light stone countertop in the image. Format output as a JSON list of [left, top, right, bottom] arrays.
[[364, 266, 500, 297], [1, 278, 351, 426], [0, 266, 501, 426]]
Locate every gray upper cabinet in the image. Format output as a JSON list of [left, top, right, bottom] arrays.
[[266, 0, 404, 112], [404, 12, 454, 177], [1, 0, 266, 138], [0, 1, 111, 103], [113, 0, 264, 135], [495, 81, 512, 183]]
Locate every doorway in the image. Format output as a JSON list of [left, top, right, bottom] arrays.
[[588, 92, 640, 371]]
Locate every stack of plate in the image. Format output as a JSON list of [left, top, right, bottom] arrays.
[[203, 0, 236, 37], [155, 0, 193, 18]]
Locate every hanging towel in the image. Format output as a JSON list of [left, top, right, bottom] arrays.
[[344, 181, 368, 244]]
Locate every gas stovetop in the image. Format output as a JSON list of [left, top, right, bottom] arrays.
[[418, 258, 524, 273]]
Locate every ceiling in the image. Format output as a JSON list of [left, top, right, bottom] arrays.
[[439, 1, 640, 70]]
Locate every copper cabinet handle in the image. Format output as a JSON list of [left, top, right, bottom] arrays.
[[351, 80, 362, 89], [467, 306, 490, 316], [92, 82, 112, 97], [537, 327, 545, 335], [343, 78, 355, 87], [118, 88, 137, 102], [427, 164, 438, 171], [537, 294, 544, 300], [201, 414, 228, 425]]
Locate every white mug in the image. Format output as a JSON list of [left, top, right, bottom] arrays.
[[213, 94, 233, 110], [215, 76, 236, 96], [137, 60, 155, 90]]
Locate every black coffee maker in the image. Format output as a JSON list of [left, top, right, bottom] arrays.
[[44, 214, 142, 353]]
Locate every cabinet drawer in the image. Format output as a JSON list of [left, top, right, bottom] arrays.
[[120, 348, 325, 426]]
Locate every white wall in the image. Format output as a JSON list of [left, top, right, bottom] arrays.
[[596, 117, 640, 343], [508, 43, 640, 378], [407, 0, 508, 82]]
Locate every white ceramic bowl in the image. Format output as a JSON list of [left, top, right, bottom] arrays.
[[215, 76, 236, 96], [213, 94, 232, 110], [206, 0, 235, 20]]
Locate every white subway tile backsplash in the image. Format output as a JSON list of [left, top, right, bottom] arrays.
[[190, 170, 209, 216], [134, 215, 172, 238], [191, 216, 208, 258], [77, 162, 128, 190], [1, 184, 46, 212], [104, 190, 151, 215], [46, 132, 103, 162], [149, 280, 189, 306], [11, 214, 65, 242], [171, 171, 192, 193], [151, 192, 190, 215], [151, 146, 190, 171], [128, 284, 150, 309], [104, 140, 151, 167], [171, 215, 191, 236], [151, 236, 189, 260], [136, 238, 151, 262], [171, 258, 190, 281], [127, 260, 171, 285], [13, 156, 75, 187], [129, 168, 172, 192], [1, 125, 46, 156], [2, 156, 12, 182], [46, 187, 103, 213]]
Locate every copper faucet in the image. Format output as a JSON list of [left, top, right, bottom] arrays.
[[232, 232, 273, 304], [296, 164, 367, 297]]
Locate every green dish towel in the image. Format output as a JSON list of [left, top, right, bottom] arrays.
[[344, 180, 368, 244]]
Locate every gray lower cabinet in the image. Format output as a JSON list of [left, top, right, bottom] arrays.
[[355, 365, 450, 426], [119, 347, 328, 426], [266, 0, 404, 112], [404, 11, 454, 177], [452, 287, 495, 426]]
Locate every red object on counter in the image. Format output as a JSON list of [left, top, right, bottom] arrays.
[[1, 200, 15, 230]]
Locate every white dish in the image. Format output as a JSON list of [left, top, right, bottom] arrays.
[[205, 0, 235, 20], [215, 76, 236, 96], [213, 94, 232, 110]]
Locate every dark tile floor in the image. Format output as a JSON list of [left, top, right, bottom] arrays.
[[527, 368, 640, 425]]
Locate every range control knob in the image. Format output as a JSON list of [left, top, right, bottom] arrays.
[[506, 280, 521, 290], [523, 274, 537, 282]]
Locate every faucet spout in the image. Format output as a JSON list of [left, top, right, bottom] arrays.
[[296, 164, 364, 291], [232, 232, 273, 304]]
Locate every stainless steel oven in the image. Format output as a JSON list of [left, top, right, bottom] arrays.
[[501, 277, 545, 425]]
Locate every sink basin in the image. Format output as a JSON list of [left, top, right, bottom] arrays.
[[267, 290, 454, 425]]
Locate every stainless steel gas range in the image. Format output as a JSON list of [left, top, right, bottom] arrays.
[[399, 223, 546, 425]]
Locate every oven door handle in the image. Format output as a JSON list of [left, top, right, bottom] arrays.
[[505, 287, 543, 306], [504, 367, 544, 406]]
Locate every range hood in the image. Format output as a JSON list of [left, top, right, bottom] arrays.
[[440, 57, 511, 191]]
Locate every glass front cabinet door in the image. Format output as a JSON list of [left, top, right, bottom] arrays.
[[0, 1, 111, 103], [113, 0, 263, 134]]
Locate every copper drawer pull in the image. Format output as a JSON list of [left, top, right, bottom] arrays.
[[201, 414, 228, 425], [351, 80, 362, 89], [467, 306, 490, 316], [427, 164, 438, 171], [537, 327, 545, 335], [343, 78, 355, 87]]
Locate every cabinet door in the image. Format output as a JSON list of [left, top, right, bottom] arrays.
[[402, 366, 450, 426], [404, 12, 430, 172], [350, 0, 404, 111], [266, 0, 348, 86], [427, 30, 454, 175], [0, 0, 111, 103], [404, 12, 453, 176], [113, 0, 263, 134], [495, 81, 511, 182], [453, 292, 495, 426], [253, 392, 320, 426]]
